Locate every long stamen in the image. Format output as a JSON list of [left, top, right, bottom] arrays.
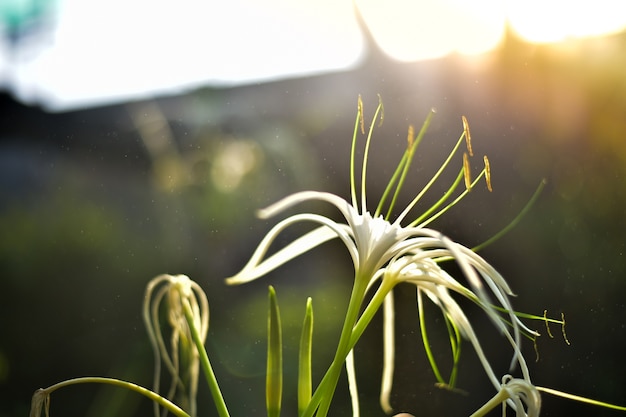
[[462, 115, 473, 157], [360, 95, 383, 214], [463, 153, 472, 190], [395, 129, 467, 225], [411, 168, 464, 227], [373, 125, 414, 220], [375, 109, 435, 220], [416, 167, 489, 228], [483, 156, 492, 192], [471, 179, 545, 253], [350, 96, 364, 210]]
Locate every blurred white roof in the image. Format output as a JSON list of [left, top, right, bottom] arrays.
[[1, 0, 624, 111]]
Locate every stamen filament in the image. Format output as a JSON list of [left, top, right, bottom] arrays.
[[537, 387, 626, 411], [374, 109, 434, 219], [360, 95, 384, 214], [544, 310, 555, 338], [418, 289, 446, 385], [444, 312, 462, 388], [483, 156, 492, 192], [350, 96, 364, 210], [463, 152, 472, 190], [415, 167, 488, 228], [462, 115, 473, 157], [377, 125, 416, 219], [411, 168, 464, 227], [471, 179, 546, 253], [561, 313, 570, 345], [394, 128, 467, 225]]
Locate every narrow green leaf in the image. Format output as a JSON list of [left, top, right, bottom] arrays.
[[298, 298, 314, 416], [267, 286, 283, 417]]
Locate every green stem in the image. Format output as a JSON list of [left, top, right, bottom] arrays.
[[267, 286, 283, 417], [302, 276, 369, 417], [350, 280, 395, 350], [33, 377, 190, 417], [468, 388, 510, 417], [298, 298, 314, 416], [181, 299, 230, 417]]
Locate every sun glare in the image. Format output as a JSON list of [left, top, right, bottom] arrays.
[[356, 0, 626, 60], [356, 0, 507, 61], [507, 1, 626, 43], [5, 0, 626, 110]]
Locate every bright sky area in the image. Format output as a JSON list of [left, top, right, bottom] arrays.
[[1, 0, 625, 111]]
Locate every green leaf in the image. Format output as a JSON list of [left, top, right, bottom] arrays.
[[267, 286, 283, 417], [298, 297, 313, 416]]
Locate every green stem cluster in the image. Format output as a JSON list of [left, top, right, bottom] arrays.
[[301, 277, 370, 417]]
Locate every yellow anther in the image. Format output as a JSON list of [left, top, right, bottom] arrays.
[[377, 93, 384, 127], [544, 309, 554, 338], [533, 336, 540, 362], [483, 155, 492, 192], [561, 312, 571, 345], [462, 115, 473, 156], [407, 124, 415, 149], [358, 95, 365, 134], [463, 152, 471, 190]]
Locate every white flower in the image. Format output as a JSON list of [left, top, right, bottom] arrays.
[[226, 99, 475, 290], [225, 97, 536, 416], [378, 246, 537, 406], [469, 375, 541, 417], [143, 274, 210, 417], [225, 190, 407, 286]]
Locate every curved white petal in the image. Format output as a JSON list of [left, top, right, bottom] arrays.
[[380, 290, 395, 414], [346, 349, 360, 417], [383, 252, 530, 393], [501, 375, 541, 417], [225, 213, 356, 285], [347, 210, 402, 275], [420, 279, 502, 390], [258, 190, 354, 221]]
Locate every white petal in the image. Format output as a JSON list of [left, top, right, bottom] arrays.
[[225, 214, 356, 285], [257, 190, 354, 220], [380, 290, 395, 414], [346, 350, 360, 417]]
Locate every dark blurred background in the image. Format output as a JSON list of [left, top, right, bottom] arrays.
[[1, 2, 626, 417]]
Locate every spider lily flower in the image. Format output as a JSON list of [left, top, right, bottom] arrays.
[[225, 96, 528, 416], [143, 274, 210, 417], [225, 97, 485, 292], [372, 247, 538, 415], [469, 375, 541, 417]]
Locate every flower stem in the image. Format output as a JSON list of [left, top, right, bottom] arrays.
[[181, 299, 230, 417], [350, 280, 395, 349], [298, 298, 314, 416], [303, 276, 369, 417], [468, 387, 510, 417]]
